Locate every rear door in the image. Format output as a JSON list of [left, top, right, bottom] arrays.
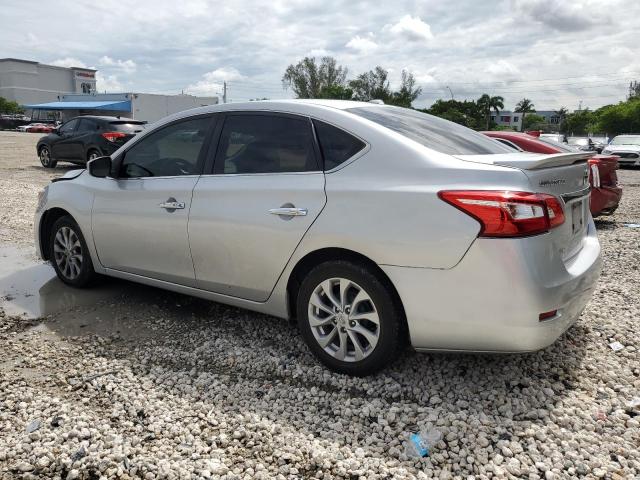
[[51, 118, 79, 160], [189, 112, 326, 301], [68, 118, 96, 161]]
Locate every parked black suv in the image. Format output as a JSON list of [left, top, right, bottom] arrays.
[[36, 116, 145, 168]]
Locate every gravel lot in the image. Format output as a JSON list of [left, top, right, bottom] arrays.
[[1, 130, 639, 479]]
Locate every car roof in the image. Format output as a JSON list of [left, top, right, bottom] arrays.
[[72, 115, 144, 122]]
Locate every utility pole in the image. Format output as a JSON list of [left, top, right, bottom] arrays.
[[445, 86, 454, 100], [223, 81, 227, 104]]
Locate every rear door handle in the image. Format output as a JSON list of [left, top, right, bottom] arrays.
[[269, 207, 308, 217], [159, 198, 185, 210]]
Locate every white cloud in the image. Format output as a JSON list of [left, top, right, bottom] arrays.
[[511, 0, 611, 31], [99, 56, 137, 73], [50, 57, 90, 69], [96, 72, 123, 92], [386, 15, 433, 42], [485, 60, 521, 80], [345, 34, 378, 53], [186, 67, 245, 96]]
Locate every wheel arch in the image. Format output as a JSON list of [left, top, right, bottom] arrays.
[[39, 207, 73, 260], [286, 247, 408, 338]]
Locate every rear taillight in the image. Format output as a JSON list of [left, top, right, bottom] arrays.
[[101, 131, 127, 142], [438, 190, 565, 238], [588, 160, 601, 188]]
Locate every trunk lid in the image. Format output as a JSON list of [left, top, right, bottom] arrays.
[[456, 152, 592, 262]]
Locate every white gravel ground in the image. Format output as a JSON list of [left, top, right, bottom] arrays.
[[1, 131, 639, 479]]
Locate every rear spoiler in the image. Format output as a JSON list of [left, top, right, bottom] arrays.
[[455, 152, 592, 170]]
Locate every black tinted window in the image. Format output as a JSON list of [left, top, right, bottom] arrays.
[[348, 106, 512, 155], [215, 114, 317, 174], [59, 119, 78, 134], [120, 116, 211, 178], [314, 120, 366, 170], [76, 119, 96, 132]]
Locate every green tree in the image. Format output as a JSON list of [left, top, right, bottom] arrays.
[[423, 99, 484, 129], [554, 106, 569, 132], [596, 99, 640, 135], [349, 66, 392, 103], [0, 96, 24, 115], [318, 84, 354, 100], [282, 56, 348, 98], [390, 70, 422, 108], [523, 113, 546, 130], [563, 109, 597, 135], [477, 94, 504, 130], [515, 98, 535, 132]]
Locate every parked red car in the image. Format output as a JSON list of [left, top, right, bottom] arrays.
[[25, 123, 56, 134], [482, 131, 622, 217]]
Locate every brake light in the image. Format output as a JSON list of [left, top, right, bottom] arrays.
[[101, 131, 126, 142], [588, 159, 601, 188], [438, 190, 565, 237]]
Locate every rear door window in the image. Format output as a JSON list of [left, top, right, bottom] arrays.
[[109, 120, 146, 133], [313, 120, 366, 170], [76, 118, 96, 132], [214, 114, 319, 174], [348, 106, 512, 155]]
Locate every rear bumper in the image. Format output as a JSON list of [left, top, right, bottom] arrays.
[[382, 219, 602, 352], [591, 186, 622, 217]]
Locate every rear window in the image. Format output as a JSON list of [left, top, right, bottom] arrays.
[[313, 120, 366, 170], [109, 121, 146, 133], [347, 106, 511, 155]]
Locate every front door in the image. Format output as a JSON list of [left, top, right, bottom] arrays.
[[189, 112, 326, 302], [92, 115, 214, 286], [51, 118, 79, 160]]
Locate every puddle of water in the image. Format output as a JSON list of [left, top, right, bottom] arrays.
[[0, 244, 128, 319]]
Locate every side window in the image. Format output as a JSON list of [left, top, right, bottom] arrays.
[[59, 119, 79, 134], [215, 114, 318, 174], [120, 116, 211, 178], [313, 120, 366, 170], [495, 138, 522, 151], [76, 119, 95, 132]]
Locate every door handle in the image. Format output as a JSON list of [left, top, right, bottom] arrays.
[[159, 199, 185, 210], [269, 207, 308, 217]]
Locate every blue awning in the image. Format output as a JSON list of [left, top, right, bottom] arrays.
[[24, 100, 131, 111]]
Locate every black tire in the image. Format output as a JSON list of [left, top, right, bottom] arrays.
[[39, 145, 57, 168], [297, 260, 404, 376], [86, 148, 102, 162], [49, 216, 97, 288]]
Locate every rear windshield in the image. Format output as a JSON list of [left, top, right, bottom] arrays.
[[109, 121, 146, 132], [347, 106, 511, 155]]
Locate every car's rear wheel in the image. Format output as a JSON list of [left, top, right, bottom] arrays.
[[297, 260, 404, 376], [87, 149, 101, 162], [49, 216, 97, 287], [39, 146, 57, 168]]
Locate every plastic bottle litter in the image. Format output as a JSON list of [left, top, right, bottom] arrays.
[[403, 429, 442, 458]]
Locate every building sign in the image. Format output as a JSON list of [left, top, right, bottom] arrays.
[[75, 71, 95, 79]]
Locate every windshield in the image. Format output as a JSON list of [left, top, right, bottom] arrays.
[[610, 135, 640, 146], [347, 106, 512, 155], [537, 137, 578, 152]]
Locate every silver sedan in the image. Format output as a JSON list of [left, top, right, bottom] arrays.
[[34, 100, 602, 375]]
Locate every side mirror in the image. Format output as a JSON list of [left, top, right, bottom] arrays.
[[88, 156, 112, 178]]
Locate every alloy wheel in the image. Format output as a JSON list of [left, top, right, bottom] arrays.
[[308, 277, 380, 362], [53, 226, 83, 280], [40, 147, 51, 167], [88, 151, 100, 161]]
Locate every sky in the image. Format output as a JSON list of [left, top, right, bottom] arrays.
[[2, 0, 639, 111]]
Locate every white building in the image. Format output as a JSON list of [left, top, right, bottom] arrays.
[[489, 110, 522, 130], [25, 92, 219, 123], [0, 58, 96, 105]]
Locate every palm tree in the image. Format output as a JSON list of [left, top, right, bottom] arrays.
[[515, 98, 535, 132], [554, 106, 569, 132], [478, 94, 505, 129]]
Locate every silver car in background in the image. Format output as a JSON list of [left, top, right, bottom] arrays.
[[34, 100, 602, 375]]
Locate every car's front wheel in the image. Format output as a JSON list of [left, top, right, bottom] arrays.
[[87, 149, 101, 162], [39, 146, 57, 168], [49, 216, 97, 287], [297, 260, 404, 376]]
